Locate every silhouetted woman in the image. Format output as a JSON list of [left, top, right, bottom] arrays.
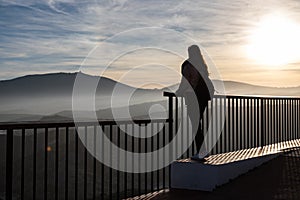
[[176, 45, 214, 161]]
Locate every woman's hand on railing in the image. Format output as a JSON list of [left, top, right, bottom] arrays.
[[163, 91, 176, 97]]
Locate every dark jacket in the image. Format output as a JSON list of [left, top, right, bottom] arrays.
[[178, 60, 214, 105]]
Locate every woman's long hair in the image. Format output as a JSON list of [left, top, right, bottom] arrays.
[[187, 45, 209, 77]]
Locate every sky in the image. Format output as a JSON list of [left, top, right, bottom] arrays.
[[1, 0, 300, 88]]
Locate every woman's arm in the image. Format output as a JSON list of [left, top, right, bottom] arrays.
[[175, 62, 197, 96]]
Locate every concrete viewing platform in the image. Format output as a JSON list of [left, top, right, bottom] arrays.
[[128, 139, 300, 200]]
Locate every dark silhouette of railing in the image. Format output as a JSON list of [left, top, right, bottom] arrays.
[[2, 93, 300, 200]]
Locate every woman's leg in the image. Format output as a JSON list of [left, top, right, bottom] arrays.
[[195, 104, 207, 154]]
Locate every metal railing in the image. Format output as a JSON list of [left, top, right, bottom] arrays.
[[2, 93, 300, 200]]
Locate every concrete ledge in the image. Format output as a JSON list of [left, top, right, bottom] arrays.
[[171, 151, 280, 191]]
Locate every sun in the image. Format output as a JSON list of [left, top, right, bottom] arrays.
[[246, 14, 300, 66]]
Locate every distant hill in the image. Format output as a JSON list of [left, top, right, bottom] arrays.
[[0, 72, 140, 97], [0, 72, 164, 118]]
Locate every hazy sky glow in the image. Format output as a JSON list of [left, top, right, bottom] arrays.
[[1, 0, 300, 88]]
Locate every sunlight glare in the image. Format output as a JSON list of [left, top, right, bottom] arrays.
[[246, 14, 300, 66]]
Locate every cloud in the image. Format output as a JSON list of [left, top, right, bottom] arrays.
[[0, 0, 300, 87]]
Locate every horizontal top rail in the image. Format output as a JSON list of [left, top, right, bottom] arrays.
[[164, 91, 300, 100], [0, 118, 170, 130], [214, 94, 300, 100]]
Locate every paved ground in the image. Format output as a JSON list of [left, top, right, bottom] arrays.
[[129, 147, 300, 200]]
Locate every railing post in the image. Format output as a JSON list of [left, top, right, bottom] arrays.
[[6, 128, 13, 200], [163, 92, 175, 142], [163, 91, 175, 188]]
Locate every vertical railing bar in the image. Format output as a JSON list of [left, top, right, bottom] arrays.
[[138, 124, 141, 196], [186, 98, 190, 157], [168, 96, 173, 187], [227, 97, 231, 152], [271, 99, 274, 145], [33, 128, 37, 200], [276, 99, 279, 146], [210, 99, 213, 154], [117, 125, 120, 199], [75, 128, 78, 200], [223, 97, 227, 153], [250, 99, 253, 148], [256, 98, 258, 148], [162, 124, 166, 189], [277, 99, 280, 147], [6, 128, 13, 200], [145, 123, 148, 194], [65, 127, 69, 200], [297, 99, 298, 140], [246, 99, 249, 149], [268, 99, 271, 146], [231, 98, 235, 151], [180, 98, 184, 159], [284, 99, 286, 142], [55, 127, 59, 200], [288, 99, 290, 142], [296, 99, 298, 140], [131, 124, 134, 197], [109, 125, 113, 200], [293, 100, 297, 139], [281, 99, 283, 146], [101, 125, 105, 200], [282, 99, 284, 145], [21, 128, 25, 200], [220, 97, 223, 153], [124, 124, 128, 198], [295, 100, 300, 139], [297, 99, 300, 139], [175, 97, 179, 157], [84, 126, 88, 200], [291, 99, 293, 140], [281, 99, 283, 147], [236, 98, 239, 150], [289, 99, 290, 141], [277, 99, 282, 148], [273, 99, 275, 146], [298, 99, 299, 139], [296, 100, 298, 139], [288, 99, 290, 141], [264, 99, 271, 145], [285, 99, 287, 143], [240, 99, 245, 149], [243, 98, 246, 150], [215, 98, 218, 154], [271, 99, 273, 145], [151, 122, 154, 192], [156, 122, 160, 190], [44, 128, 48, 200], [206, 99, 209, 154], [287, 99, 289, 142], [93, 125, 97, 200], [261, 99, 264, 149], [292, 99, 294, 140], [274, 99, 277, 146], [267, 99, 269, 146], [289, 99, 291, 142]]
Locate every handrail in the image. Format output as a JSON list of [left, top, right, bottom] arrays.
[[0, 118, 170, 130], [164, 91, 300, 100], [214, 94, 300, 100]]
